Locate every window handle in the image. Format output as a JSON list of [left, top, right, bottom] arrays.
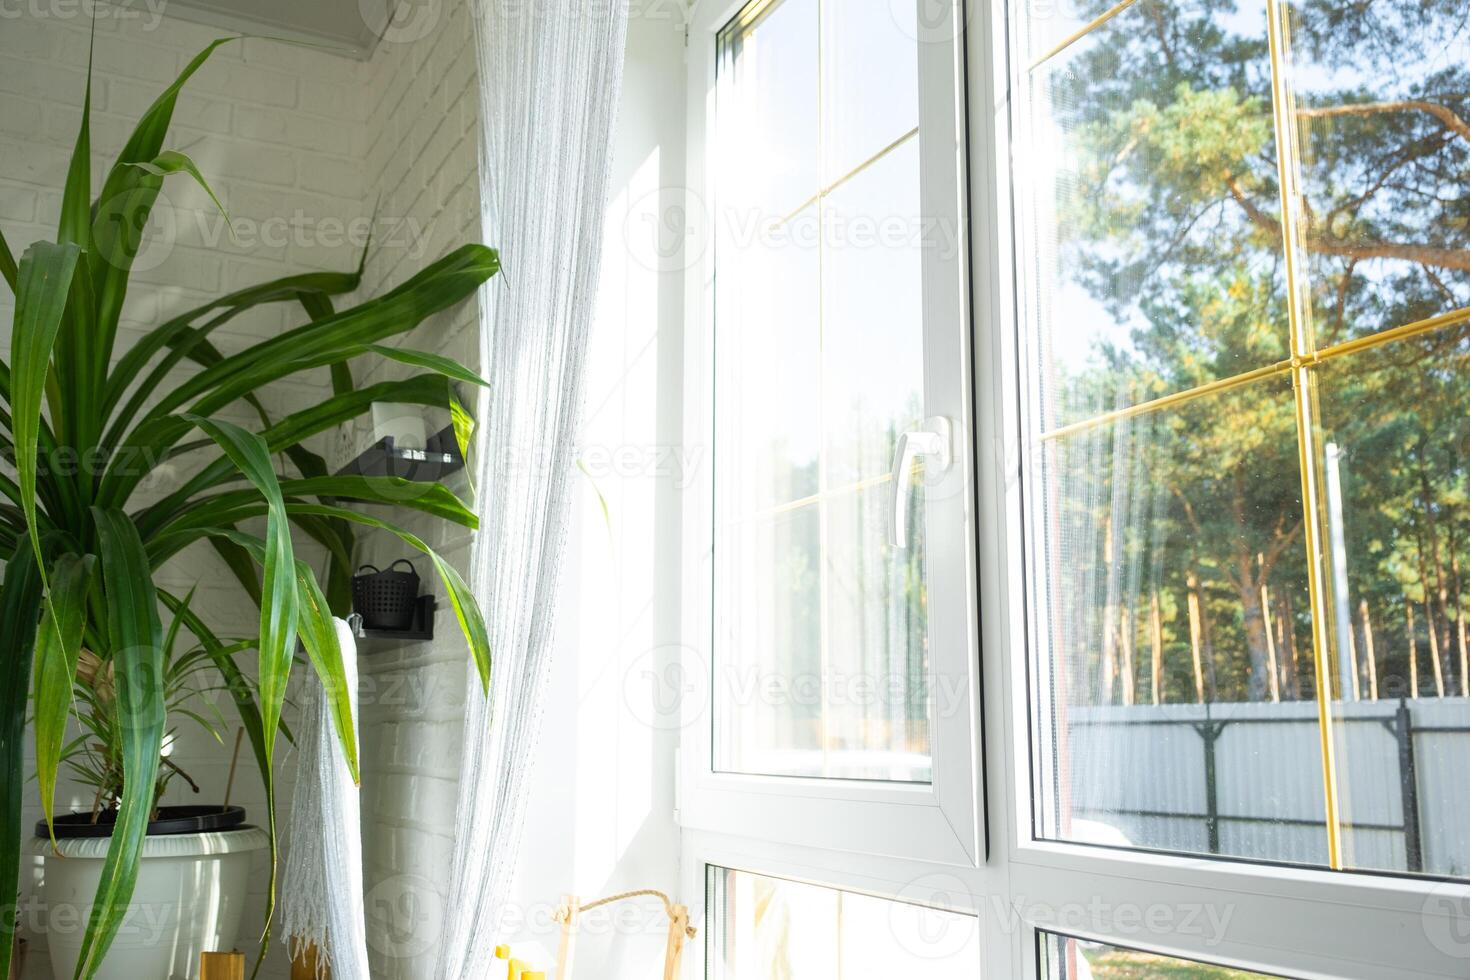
[[888, 416, 953, 549]]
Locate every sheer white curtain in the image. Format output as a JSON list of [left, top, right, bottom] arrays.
[[437, 0, 630, 975]]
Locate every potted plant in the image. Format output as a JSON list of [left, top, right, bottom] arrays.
[[29, 591, 269, 978], [0, 33, 496, 980]]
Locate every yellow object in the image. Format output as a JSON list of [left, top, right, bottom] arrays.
[[199, 952, 245, 980], [508, 959, 528, 980], [495, 945, 511, 959], [523, 974, 546, 980]]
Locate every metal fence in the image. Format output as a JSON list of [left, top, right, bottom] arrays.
[[1062, 698, 1470, 876]]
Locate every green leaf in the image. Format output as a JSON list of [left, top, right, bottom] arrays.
[[100, 246, 498, 509], [161, 476, 476, 536], [74, 510, 166, 979], [124, 150, 234, 237], [0, 225, 16, 294], [90, 37, 234, 346], [0, 539, 43, 980], [290, 503, 491, 691], [102, 268, 362, 429], [13, 242, 82, 578], [293, 563, 359, 784], [182, 416, 297, 767], [363, 344, 490, 388], [156, 245, 498, 426], [32, 553, 97, 845]]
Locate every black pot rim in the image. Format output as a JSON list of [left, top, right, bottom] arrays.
[[37, 804, 248, 840]]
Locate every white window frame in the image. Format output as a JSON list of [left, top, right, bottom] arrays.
[[678, 0, 982, 870], [677, 0, 1470, 977]]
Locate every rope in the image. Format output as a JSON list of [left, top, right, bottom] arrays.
[[555, 890, 698, 939]]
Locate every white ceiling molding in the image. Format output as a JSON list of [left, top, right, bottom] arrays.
[[157, 0, 411, 60]]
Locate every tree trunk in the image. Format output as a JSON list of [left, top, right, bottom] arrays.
[[1360, 599, 1379, 701], [1261, 577, 1280, 703], [1150, 590, 1164, 705], [1407, 601, 1421, 699], [1100, 517, 1117, 705], [1426, 599, 1446, 698], [1187, 575, 1206, 704], [1119, 604, 1136, 706], [1282, 590, 1303, 699], [1232, 536, 1273, 701], [1450, 524, 1467, 697]]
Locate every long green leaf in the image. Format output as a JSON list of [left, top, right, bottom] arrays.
[[361, 344, 490, 388], [101, 268, 362, 428], [75, 511, 166, 979], [13, 242, 82, 578], [99, 244, 496, 509], [159, 476, 476, 537], [294, 564, 359, 783], [214, 527, 359, 786], [182, 416, 297, 765], [32, 553, 96, 845], [90, 39, 235, 376], [289, 503, 491, 690], [140, 245, 498, 434], [0, 226, 16, 294], [0, 539, 43, 980], [124, 150, 233, 233]]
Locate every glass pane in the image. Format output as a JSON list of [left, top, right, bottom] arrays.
[[1022, 0, 1286, 433], [822, 485, 930, 782], [821, 137, 924, 488], [715, 504, 824, 776], [820, 1, 919, 183], [715, 203, 822, 514], [1316, 333, 1470, 877], [1039, 932, 1290, 979], [718, 0, 820, 221], [1287, 1, 1470, 346], [713, 0, 938, 783], [710, 867, 978, 978], [1029, 376, 1328, 863]]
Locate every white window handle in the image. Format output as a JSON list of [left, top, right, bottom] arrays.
[[889, 416, 953, 549]]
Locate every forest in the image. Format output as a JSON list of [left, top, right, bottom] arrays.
[[1035, 0, 1470, 706]]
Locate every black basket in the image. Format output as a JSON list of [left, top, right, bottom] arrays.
[[353, 560, 421, 631]]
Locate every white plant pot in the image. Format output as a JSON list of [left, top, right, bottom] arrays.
[[28, 828, 269, 980]]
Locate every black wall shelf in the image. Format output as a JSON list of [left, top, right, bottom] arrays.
[[352, 594, 437, 646], [336, 425, 464, 484]]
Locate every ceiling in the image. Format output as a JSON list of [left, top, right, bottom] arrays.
[[160, 0, 406, 58]]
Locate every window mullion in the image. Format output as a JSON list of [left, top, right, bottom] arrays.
[[1264, 0, 1345, 872]]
